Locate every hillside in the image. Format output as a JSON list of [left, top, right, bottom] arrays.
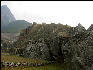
[[1, 20, 32, 33], [1, 33, 20, 42]]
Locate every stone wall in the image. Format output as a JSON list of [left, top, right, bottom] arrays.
[[1, 61, 55, 67]]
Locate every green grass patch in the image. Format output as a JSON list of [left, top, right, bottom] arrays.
[[1, 53, 47, 63], [1, 63, 64, 70], [1, 53, 64, 70]]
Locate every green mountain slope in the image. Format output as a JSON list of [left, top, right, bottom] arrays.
[[1, 20, 32, 33]]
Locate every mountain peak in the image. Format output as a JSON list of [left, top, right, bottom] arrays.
[[1, 5, 8, 10], [1, 5, 16, 26], [2, 5, 7, 7]]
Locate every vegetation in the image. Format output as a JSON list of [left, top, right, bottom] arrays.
[[1, 63, 64, 70], [1, 53, 47, 63], [1, 53, 64, 70], [1, 20, 32, 33]]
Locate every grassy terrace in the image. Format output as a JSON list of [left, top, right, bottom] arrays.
[[1, 63, 64, 70], [1, 53, 64, 70], [1, 53, 47, 63]]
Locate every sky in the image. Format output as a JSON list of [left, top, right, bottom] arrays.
[[1, 1, 93, 29]]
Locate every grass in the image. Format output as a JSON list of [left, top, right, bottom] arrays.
[[1, 53, 47, 63], [1, 53, 64, 70], [1, 63, 64, 70]]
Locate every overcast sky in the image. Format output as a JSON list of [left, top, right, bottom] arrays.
[[1, 1, 93, 29]]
